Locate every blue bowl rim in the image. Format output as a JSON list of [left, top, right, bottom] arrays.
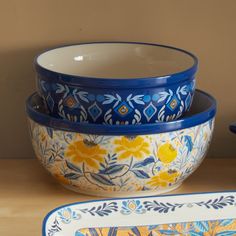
[[26, 90, 216, 136], [35, 41, 198, 89]]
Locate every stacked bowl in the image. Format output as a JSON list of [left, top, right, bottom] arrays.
[[26, 42, 216, 197], [230, 123, 236, 134]]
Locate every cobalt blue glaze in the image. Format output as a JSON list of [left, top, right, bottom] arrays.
[[37, 77, 195, 124], [26, 90, 216, 136], [35, 42, 198, 124], [230, 123, 236, 134]]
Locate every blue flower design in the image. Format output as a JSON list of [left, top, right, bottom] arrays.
[[143, 95, 151, 103], [39, 78, 195, 124], [120, 200, 146, 215], [88, 94, 95, 101], [58, 207, 81, 224]]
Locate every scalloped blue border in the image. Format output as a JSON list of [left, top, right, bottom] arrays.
[[42, 190, 236, 236], [35, 42, 198, 88], [25, 90, 216, 135]]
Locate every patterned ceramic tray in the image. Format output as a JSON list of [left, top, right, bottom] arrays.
[[43, 191, 236, 236]]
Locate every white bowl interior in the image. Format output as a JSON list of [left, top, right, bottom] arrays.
[[37, 43, 195, 79]]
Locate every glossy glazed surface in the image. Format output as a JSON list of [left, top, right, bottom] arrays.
[[26, 90, 217, 135], [36, 42, 197, 79], [35, 42, 198, 124], [29, 118, 214, 197], [43, 191, 236, 236], [37, 78, 195, 124], [27, 89, 215, 196]]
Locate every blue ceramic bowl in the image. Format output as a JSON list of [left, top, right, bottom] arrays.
[[35, 42, 198, 124], [230, 123, 236, 134], [26, 90, 216, 196]]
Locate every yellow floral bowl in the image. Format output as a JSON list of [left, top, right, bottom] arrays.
[[26, 90, 216, 197]]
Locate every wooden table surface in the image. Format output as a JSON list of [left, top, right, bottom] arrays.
[[0, 158, 236, 235]]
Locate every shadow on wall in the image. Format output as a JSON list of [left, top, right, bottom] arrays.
[[0, 47, 48, 158]]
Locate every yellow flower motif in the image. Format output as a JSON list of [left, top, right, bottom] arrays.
[[114, 136, 150, 160], [135, 185, 144, 191], [147, 171, 179, 187], [75, 133, 83, 141], [39, 132, 47, 142], [53, 173, 70, 185], [158, 143, 177, 164], [65, 140, 106, 169]]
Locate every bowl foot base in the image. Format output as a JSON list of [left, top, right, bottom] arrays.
[[60, 183, 182, 198]]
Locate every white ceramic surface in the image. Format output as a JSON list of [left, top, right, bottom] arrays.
[[36, 43, 195, 79], [43, 191, 236, 236], [29, 118, 214, 197], [27, 90, 216, 197]]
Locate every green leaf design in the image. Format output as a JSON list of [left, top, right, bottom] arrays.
[[133, 157, 155, 168], [90, 173, 115, 186], [88, 228, 99, 236], [108, 227, 118, 236], [189, 232, 203, 236], [158, 230, 180, 235], [194, 221, 209, 232], [64, 173, 80, 180], [131, 227, 141, 236], [66, 161, 82, 173], [219, 219, 234, 226], [132, 170, 150, 179], [100, 165, 125, 175], [216, 231, 236, 236]]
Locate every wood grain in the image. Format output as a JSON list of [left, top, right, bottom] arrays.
[[0, 159, 236, 235]]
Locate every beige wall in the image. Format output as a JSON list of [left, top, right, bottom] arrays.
[[0, 0, 235, 158]]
